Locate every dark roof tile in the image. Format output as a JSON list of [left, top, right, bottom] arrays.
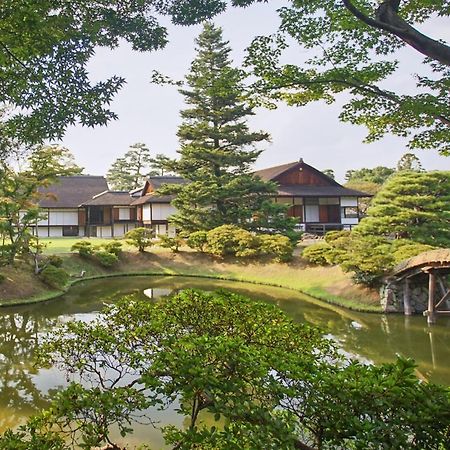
[[38, 176, 108, 208]]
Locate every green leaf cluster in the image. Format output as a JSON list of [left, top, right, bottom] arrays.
[[356, 171, 450, 247], [8, 289, 449, 449], [125, 227, 155, 252]]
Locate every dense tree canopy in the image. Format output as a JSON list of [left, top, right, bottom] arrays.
[[0, 0, 233, 145], [2, 290, 449, 449], [245, 0, 450, 155], [157, 23, 276, 232], [356, 171, 450, 247], [0, 146, 82, 265]]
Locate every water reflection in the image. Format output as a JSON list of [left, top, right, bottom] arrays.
[[0, 275, 448, 440]]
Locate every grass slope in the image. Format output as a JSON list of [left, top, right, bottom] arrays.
[[0, 246, 381, 311]]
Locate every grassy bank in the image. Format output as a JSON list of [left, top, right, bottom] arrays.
[[0, 247, 382, 311]]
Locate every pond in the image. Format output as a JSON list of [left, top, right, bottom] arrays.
[[0, 275, 449, 447]]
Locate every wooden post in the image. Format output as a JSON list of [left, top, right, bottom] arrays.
[[403, 278, 413, 316], [427, 271, 437, 325]]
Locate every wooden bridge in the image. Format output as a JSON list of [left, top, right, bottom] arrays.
[[392, 249, 450, 325]]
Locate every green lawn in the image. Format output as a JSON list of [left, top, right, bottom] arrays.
[[41, 237, 130, 254]]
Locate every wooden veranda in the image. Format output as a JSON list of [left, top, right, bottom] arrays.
[[392, 249, 450, 325]]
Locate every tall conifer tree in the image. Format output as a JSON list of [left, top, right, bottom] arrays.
[[159, 23, 275, 231]]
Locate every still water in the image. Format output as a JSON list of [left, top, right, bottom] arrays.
[[0, 275, 449, 447]]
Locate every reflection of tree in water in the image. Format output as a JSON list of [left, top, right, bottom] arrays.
[[0, 312, 58, 431]]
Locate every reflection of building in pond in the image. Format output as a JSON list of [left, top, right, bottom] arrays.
[[143, 288, 172, 299]]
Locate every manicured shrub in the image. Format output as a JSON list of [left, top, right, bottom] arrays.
[[45, 255, 63, 268], [101, 241, 123, 257], [158, 235, 184, 253], [186, 231, 208, 253], [324, 230, 351, 244], [391, 240, 435, 264], [125, 227, 154, 252], [259, 234, 294, 262], [334, 235, 394, 286], [302, 242, 334, 265], [71, 241, 93, 257], [94, 250, 119, 268], [39, 265, 69, 289], [206, 225, 259, 257]]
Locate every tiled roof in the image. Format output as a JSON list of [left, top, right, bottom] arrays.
[[276, 185, 371, 197], [81, 191, 134, 206], [254, 162, 299, 182], [38, 176, 108, 208]]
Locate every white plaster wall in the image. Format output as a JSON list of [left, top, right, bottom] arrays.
[[48, 209, 78, 225], [341, 217, 359, 225], [142, 204, 151, 221], [118, 208, 130, 220], [98, 226, 112, 238], [340, 197, 358, 207], [152, 204, 177, 221], [49, 227, 63, 237]]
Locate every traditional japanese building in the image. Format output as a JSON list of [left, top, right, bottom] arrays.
[[130, 176, 187, 237], [254, 159, 370, 233], [30, 160, 369, 238]]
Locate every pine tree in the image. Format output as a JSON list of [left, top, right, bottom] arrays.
[[107, 143, 158, 191], [356, 171, 450, 247], [159, 23, 275, 232]]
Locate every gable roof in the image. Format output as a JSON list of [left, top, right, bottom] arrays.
[[143, 176, 187, 193], [81, 191, 134, 206], [254, 159, 341, 186], [38, 176, 108, 208], [255, 159, 371, 197]]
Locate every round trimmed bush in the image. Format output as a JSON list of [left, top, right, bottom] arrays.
[[94, 250, 119, 268], [302, 242, 334, 265], [71, 241, 93, 257], [40, 265, 69, 289], [259, 235, 294, 262], [186, 231, 208, 253]]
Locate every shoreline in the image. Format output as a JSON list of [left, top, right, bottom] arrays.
[[0, 251, 382, 312]]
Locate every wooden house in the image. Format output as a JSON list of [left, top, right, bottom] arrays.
[[254, 159, 370, 233], [131, 176, 187, 237], [34, 176, 108, 237], [81, 191, 140, 237]]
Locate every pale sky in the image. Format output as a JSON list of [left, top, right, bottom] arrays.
[[60, 3, 450, 183]]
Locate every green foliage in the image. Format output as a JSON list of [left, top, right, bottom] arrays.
[[302, 242, 334, 266], [158, 234, 184, 252], [70, 241, 93, 258], [44, 255, 63, 268], [206, 225, 259, 257], [14, 290, 450, 449], [100, 241, 122, 257], [39, 265, 69, 290], [391, 240, 435, 264], [356, 171, 450, 247], [332, 234, 394, 286], [0, 273, 5, 284], [106, 143, 159, 191], [258, 234, 294, 262], [397, 153, 424, 172], [155, 23, 276, 232], [0, 415, 66, 449], [94, 250, 119, 268], [0, 1, 217, 144], [249, 200, 300, 241], [125, 227, 154, 252], [324, 230, 351, 244], [245, 2, 450, 155], [0, 145, 82, 266], [186, 231, 208, 252], [345, 166, 395, 184]]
